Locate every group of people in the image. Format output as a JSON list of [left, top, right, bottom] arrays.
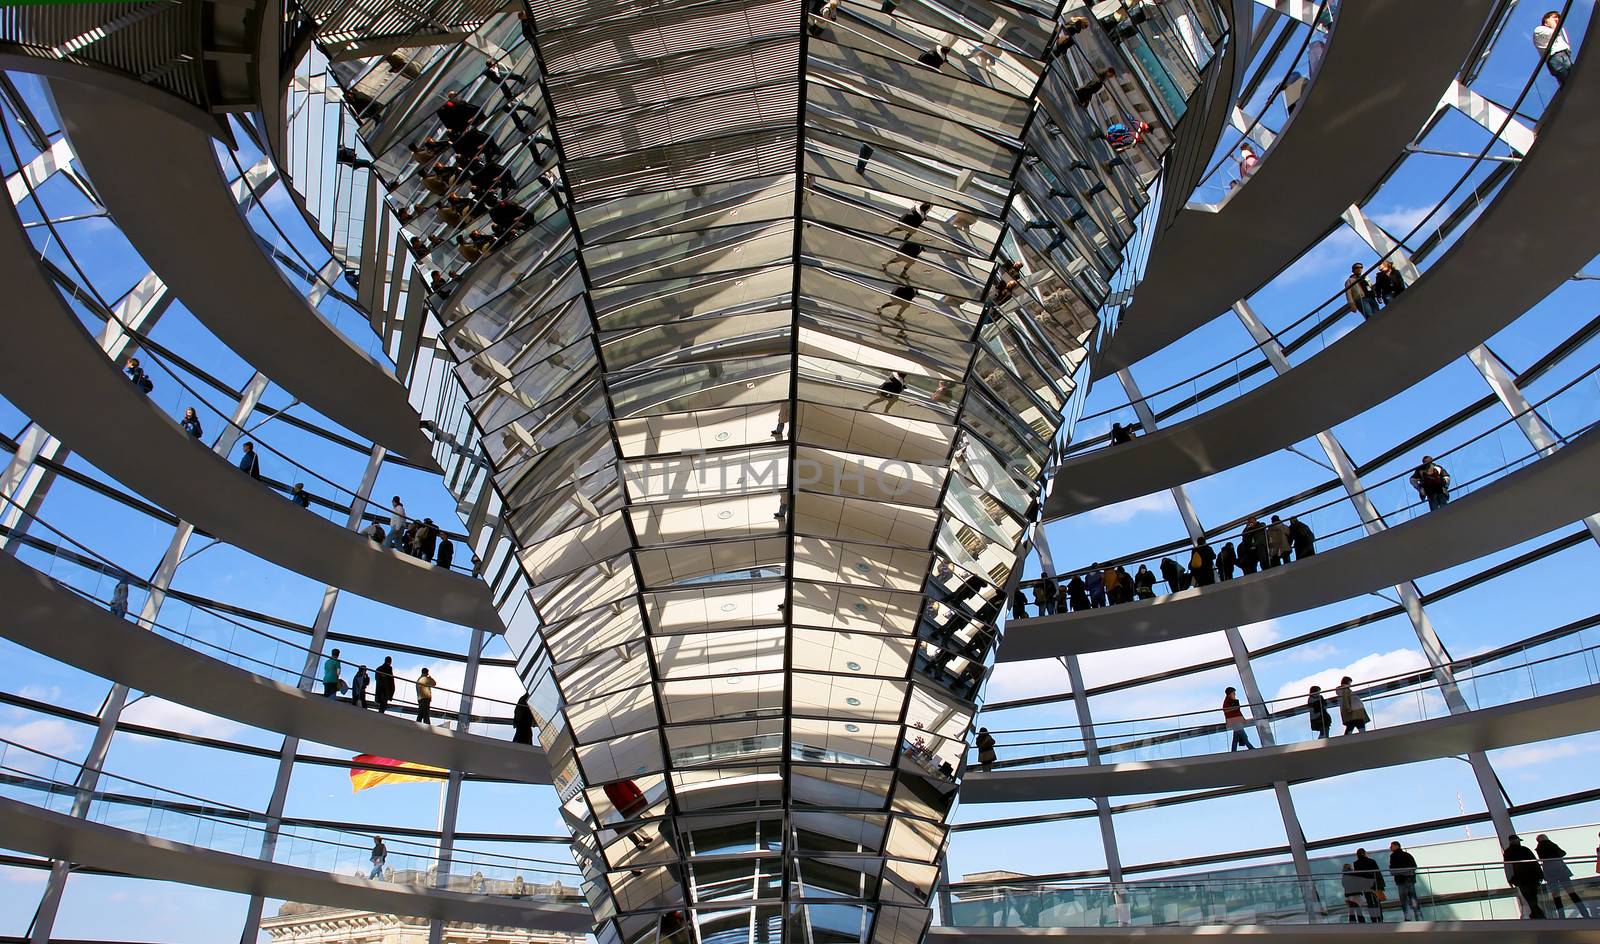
[[1343, 260, 1407, 318], [398, 74, 550, 299], [1011, 515, 1316, 617], [1224, 676, 1370, 751], [1339, 834, 1589, 922], [319, 648, 536, 743], [369, 496, 456, 570]]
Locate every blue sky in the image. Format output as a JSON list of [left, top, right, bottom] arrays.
[[2, 2, 1600, 940]]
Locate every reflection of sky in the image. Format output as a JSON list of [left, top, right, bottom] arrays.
[[0, 3, 1599, 940]]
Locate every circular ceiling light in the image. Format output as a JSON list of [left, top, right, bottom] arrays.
[[845, 697, 861, 706], [845, 724, 861, 733], [721, 603, 738, 612], [717, 510, 734, 520], [846, 661, 862, 672], [715, 431, 730, 442]]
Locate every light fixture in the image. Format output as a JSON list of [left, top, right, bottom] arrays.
[[721, 603, 737, 612], [852, 602, 868, 613], [717, 510, 734, 520], [846, 697, 861, 706], [846, 661, 862, 672], [715, 431, 730, 441], [845, 724, 861, 733], [854, 562, 871, 574]]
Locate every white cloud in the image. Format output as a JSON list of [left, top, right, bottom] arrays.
[[1371, 204, 1434, 237], [1086, 492, 1171, 525], [984, 659, 1070, 702], [1270, 648, 1429, 703], [17, 685, 62, 703], [0, 718, 83, 756], [121, 697, 243, 740], [1496, 741, 1592, 770]]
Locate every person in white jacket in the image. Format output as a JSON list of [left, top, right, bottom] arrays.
[[1533, 11, 1573, 84]]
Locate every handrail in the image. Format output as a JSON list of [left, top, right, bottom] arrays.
[[0, 735, 580, 880], [0, 490, 524, 716], [976, 635, 1600, 763], [1021, 355, 1600, 589], [1076, 3, 1578, 433]]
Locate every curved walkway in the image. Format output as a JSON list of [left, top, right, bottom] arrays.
[[0, 188, 501, 629], [960, 684, 1600, 801], [0, 553, 548, 782], [1148, 0, 1252, 242], [1099, 0, 1495, 373], [1045, 43, 1600, 519], [931, 922, 1600, 942], [0, 797, 591, 930], [1009, 426, 1600, 660], [46, 77, 432, 461]]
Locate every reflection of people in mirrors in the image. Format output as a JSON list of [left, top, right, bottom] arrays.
[[865, 371, 908, 412], [875, 284, 917, 319], [882, 239, 924, 279], [889, 201, 932, 240]]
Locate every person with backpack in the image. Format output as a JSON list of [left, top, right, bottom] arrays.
[[125, 357, 153, 395], [1308, 685, 1332, 739], [1190, 538, 1217, 586], [1410, 456, 1451, 511], [1133, 564, 1156, 599]]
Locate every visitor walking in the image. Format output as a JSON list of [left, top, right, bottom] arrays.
[[1190, 538, 1216, 586], [1266, 515, 1290, 568], [1217, 541, 1237, 580], [289, 483, 310, 508], [1223, 686, 1253, 751], [415, 667, 436, 724], [109, 577, 130, 619], [1338, 676, 1369, 734], [1505, 835, 1547, 918], [1308, 685, 1332, 739], [1537, 834, 1589, 917], [375, 656, 395, 713], [1373, 260, 1407, 307], [369, 836, 387, 880], [1086, 566, 1106, 608]]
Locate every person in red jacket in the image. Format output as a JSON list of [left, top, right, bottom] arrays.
[[603, 778, 654, 848]]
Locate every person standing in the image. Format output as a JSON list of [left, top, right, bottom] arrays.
[[1373, 260, 1407, 307], [1217, 541, 1238, 580], [1537, 834, 1588, 917], [375, 656, 395, 714], [109, 577, 130, 619], [289, 483, 311, 508], [125, 357, 153, 394], [1240, 517, 1266, 574], [1266, 516, 1291, 568], [1342, 863, 1371, 923], [387, 496, 407, 549], [1410, 456, 1451, 511], [1505, 835, 1547, 918], [1533, 10, 1573, 84], [1190, 538, 1216, 586], [512, 694, 535, 744], [1338, 676, 1369, 734], [1085, 566, 1106, 608], [436, 537, 455, 570], [415, 667, 436, 724], [180, 408, 203, 439], [1133, 564, 1156, 599], [1237, 142, 1259, 181], [1288, 516, 1316, 559], [349, 665, 368, 709], [368, 836, 387, 880], [1009, 587, 1029, 620], [1032, 579, 1054, 617], [1066, 574, 1089, 611], [1353, 848, 1386, 922], [1308, 685, 1332, 739], [321, 648, 342, 698], [1223, 687, 1253, 751], [1159, 556, 1184, 594], [1102, 564, 1123, 604], [417, 518, 439, 562], [975, 727, 997, 772], [1110, 422, 1133, 445], [1389, 841, 1421, 920], [1345, 263, 1378, 318], [237, 441, 261, 480]]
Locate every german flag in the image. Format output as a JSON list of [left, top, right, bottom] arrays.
[[349, 754, 447, 792]]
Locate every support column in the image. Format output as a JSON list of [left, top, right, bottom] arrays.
[[1028, 524, 1125, 896], [239, 444, 386, 944], [1231, 301, 1514, 843], [427, 624, 484, 944], [1116, 369, 1316, 906]]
